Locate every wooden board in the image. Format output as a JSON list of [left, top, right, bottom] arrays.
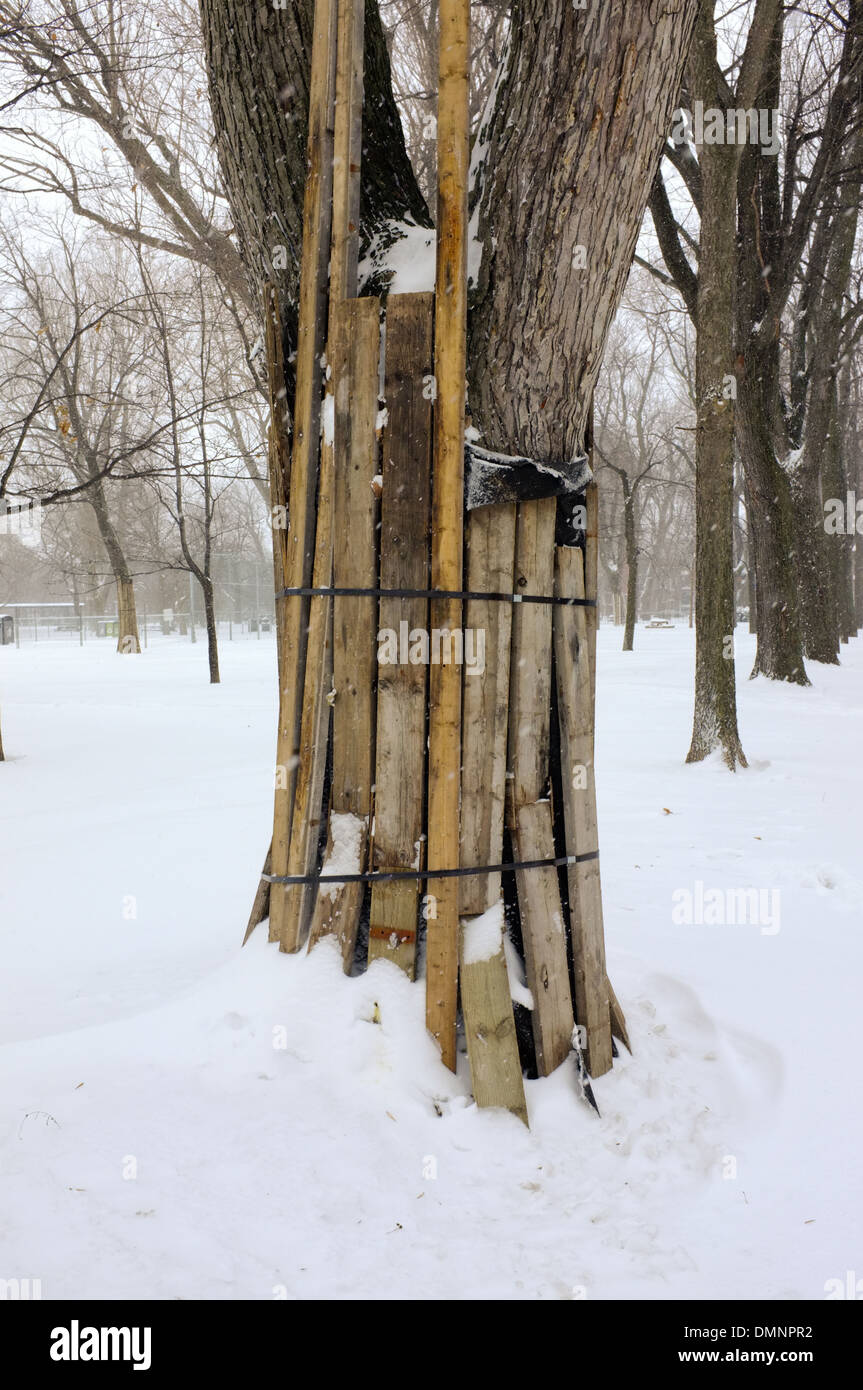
[[368, 293, 434, 978], [582, 474, 630, 1052], [459, 503, 516, 915], [426, 0, 470, 1072], [509, 498, 556, 805], [276, 0, 366, 953], [459, 915, 528, 1125], [308, 296, 380, 967], [505, 497, 574, 1078], [268, 0, 337, 945], [553, 544, 613, 1078], [511, 800, 575, 1075]]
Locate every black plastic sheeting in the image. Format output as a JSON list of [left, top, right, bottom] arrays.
[[464, 441, 592, 548]]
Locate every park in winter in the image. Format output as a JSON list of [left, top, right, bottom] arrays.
[[0, 0, 861, 1337]]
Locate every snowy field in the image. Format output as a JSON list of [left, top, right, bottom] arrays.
[[1, 626, 861, 1301]]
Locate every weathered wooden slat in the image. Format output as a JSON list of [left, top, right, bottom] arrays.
[[506, 496, 574, 1077], [268, 0, 337, 945], [511, 800, 575, 1075], [553, 544, 613, 1078], [582, 474, 630, 1052], [277, 0, 366, 952], [459, 913, 528, 1125], [308, 296, 380, 967], [426, 0, 470, 1072], [459, 503, 516, 915], [368, 293, 434, 978]]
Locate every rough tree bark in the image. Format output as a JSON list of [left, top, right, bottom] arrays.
[[468, 0, 700, 465], [198, 0, 428, 357]]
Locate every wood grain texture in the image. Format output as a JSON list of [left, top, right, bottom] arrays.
[[426, 0, 469, 1072], [459, 503, 516, 915], [460, 917, 528, 1126], [308, 296, 380, 967], [369, 293, 434, 978], [553, 544, 612, 1078], [511, 800, 575, 1075], [268, 0, 337, 946]]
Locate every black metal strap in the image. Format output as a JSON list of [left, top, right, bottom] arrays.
[[276, 585, 596, 607], [265, 850, 599, 887]]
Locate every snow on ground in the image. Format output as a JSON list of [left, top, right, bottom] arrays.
[[1, 626, 861, 1300]]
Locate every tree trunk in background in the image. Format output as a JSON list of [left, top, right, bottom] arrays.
[[736, 345, 807, 684], [622, 479, 637, 652], [88, 478, 141, 655], [198, 0, 428, 358], [468, 0, 700, 462], [686, 4, 748, 767], [201, 577, 221, 685]]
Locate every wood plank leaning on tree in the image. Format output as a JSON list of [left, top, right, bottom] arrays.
[[368, 293, 434, 979], [268, 0, 338, 946], [553, 544, 613, 1077], [426, 0, 469, 1073], [308, 296, 380, 967], [276, 0, 365, 954], [507, 497, 575, 1077]]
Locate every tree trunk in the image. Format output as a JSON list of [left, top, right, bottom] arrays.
[[198, 0, 428, 360], [468, 0, 700, 462], [685, 6, 747, 767], [622, 482, 637, 652], [88, 477, 141, 654], [201, 576, 221, 685]]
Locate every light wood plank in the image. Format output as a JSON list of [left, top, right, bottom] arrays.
[[368, 293, 434, 978], [511, 800, 575, 1075], [460, 915, 528, 1125], [426, 0, 470, 1072], [459, 503, 516, 915], [268, 0, 338, 944], [553, 544, 613, 1077]]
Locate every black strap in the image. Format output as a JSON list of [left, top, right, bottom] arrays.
[[276, 585, 596, 607], [265, 850, 598, 887]]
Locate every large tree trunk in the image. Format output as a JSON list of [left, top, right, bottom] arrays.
[[684, 5, 748, 766], [468, 0, 700, 462]]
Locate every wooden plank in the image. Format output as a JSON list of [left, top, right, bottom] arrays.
[[582, 472, 630, 1052], [553, 544, 613, 1078], [511, 800, 575, 1075], [277, 0, 366, 952], [509, 498, 556, 804], [268, 0, 338, 945], [426, 0, 470, 1072], [308, 296, 380, 967], [243, 842, 272, 947], [459, 913, 528, 1125], [505, 496, 574, 1077], [368, 293, 434, 978], [459, 503, 516, 914]]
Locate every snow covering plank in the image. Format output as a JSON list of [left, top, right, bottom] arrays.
[[369, 293, 434, 979], [426, 0, 469, 1073], [459, 912, 528, 1126], [511, 800, 576, 1076], [308, 297, 380, 968], [459, 502, 516, 914], [553, 545, 612, 1078], [268, 0, 338, 947]]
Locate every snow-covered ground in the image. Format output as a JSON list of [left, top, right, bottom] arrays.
[[1, 626, 861, 1300]]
